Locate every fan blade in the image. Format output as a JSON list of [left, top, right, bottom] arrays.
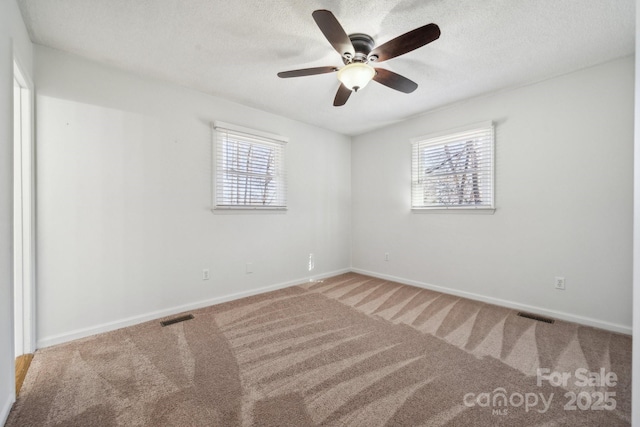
[[312, 10, 354, 58], [370, 23, 440, 62], [277, 66, 338, 78], [373, 68, 418, 93], [333, 84, 352, 106]]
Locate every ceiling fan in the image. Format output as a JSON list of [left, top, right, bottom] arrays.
[[277, 9, 441, 106]]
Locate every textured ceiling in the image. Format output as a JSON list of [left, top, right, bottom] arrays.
[[18, 0, 635, 136]]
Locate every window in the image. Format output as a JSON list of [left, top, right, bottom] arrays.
[[411, 122, 494, 210], [213, 122, 287, 210]]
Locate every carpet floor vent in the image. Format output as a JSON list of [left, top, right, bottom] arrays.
[[160, 314, 194, 327], [517, 312, 555, 324]]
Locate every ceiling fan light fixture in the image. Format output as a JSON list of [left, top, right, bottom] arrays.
[[337, 62, 375, 92], [278, 10, 440, 105]]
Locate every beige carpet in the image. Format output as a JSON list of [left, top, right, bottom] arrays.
[[7, 273, 631, 426]]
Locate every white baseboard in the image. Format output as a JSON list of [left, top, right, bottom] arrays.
[[1, 392, 15, 427], [37, 268, 351, 349], [351, 268, 632, 335], [38, 266, 626, 348]]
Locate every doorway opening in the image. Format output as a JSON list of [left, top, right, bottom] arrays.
[[13, 59, 35, 395]]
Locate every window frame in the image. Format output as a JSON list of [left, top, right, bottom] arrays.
[[411, 121, 495, 212], [212, 121, 288, 211]]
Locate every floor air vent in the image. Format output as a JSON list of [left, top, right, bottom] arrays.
[[517, 312, 555, 324], [160, 314, 194, 327]]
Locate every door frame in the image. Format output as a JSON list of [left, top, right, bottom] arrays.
[[13, 57, 35, 356]]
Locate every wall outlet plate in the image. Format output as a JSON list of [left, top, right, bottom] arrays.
[[202, 269, 210, 280], [555, 276, 565, 290]]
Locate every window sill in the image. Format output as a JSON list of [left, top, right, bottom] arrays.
[[212, 207, 287, 215], [411, 207, 495, 215]]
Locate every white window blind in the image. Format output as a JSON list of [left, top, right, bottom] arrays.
[[411, 123, 494, 209], [213, 122, 287, 210]]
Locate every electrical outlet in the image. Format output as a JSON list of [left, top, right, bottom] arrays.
[[555, 276, 565, 290], [246, 262, 253, 274], [202, 269, 210, 280], [384, 252, 389, 262]]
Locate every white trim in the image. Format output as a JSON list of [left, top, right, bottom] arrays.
[[631, 4, 640, 425], [410, 120, 493, 145], [351, 268, 631, 335], [1, 392, 15, 426], [13, 76, 23, 357], [36, 265, 630, 348], [12, 57, 36, 355], [211, 208, 287, 214], [212, 206, 287, 212], [37, 268, 351, 348], [411, 208, 495, 214], [212, 121, 289, 144]]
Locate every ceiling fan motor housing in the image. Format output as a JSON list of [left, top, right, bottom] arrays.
[[345, 33, 376, 64]]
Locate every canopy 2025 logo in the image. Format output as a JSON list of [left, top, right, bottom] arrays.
[[537, 368, 617, 411], [462, 368, 618, 416]]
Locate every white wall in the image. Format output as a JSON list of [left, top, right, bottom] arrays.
[[0, 0, 33, 423], [34, 45, 351, 347], [352, 56, 634, 333]]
